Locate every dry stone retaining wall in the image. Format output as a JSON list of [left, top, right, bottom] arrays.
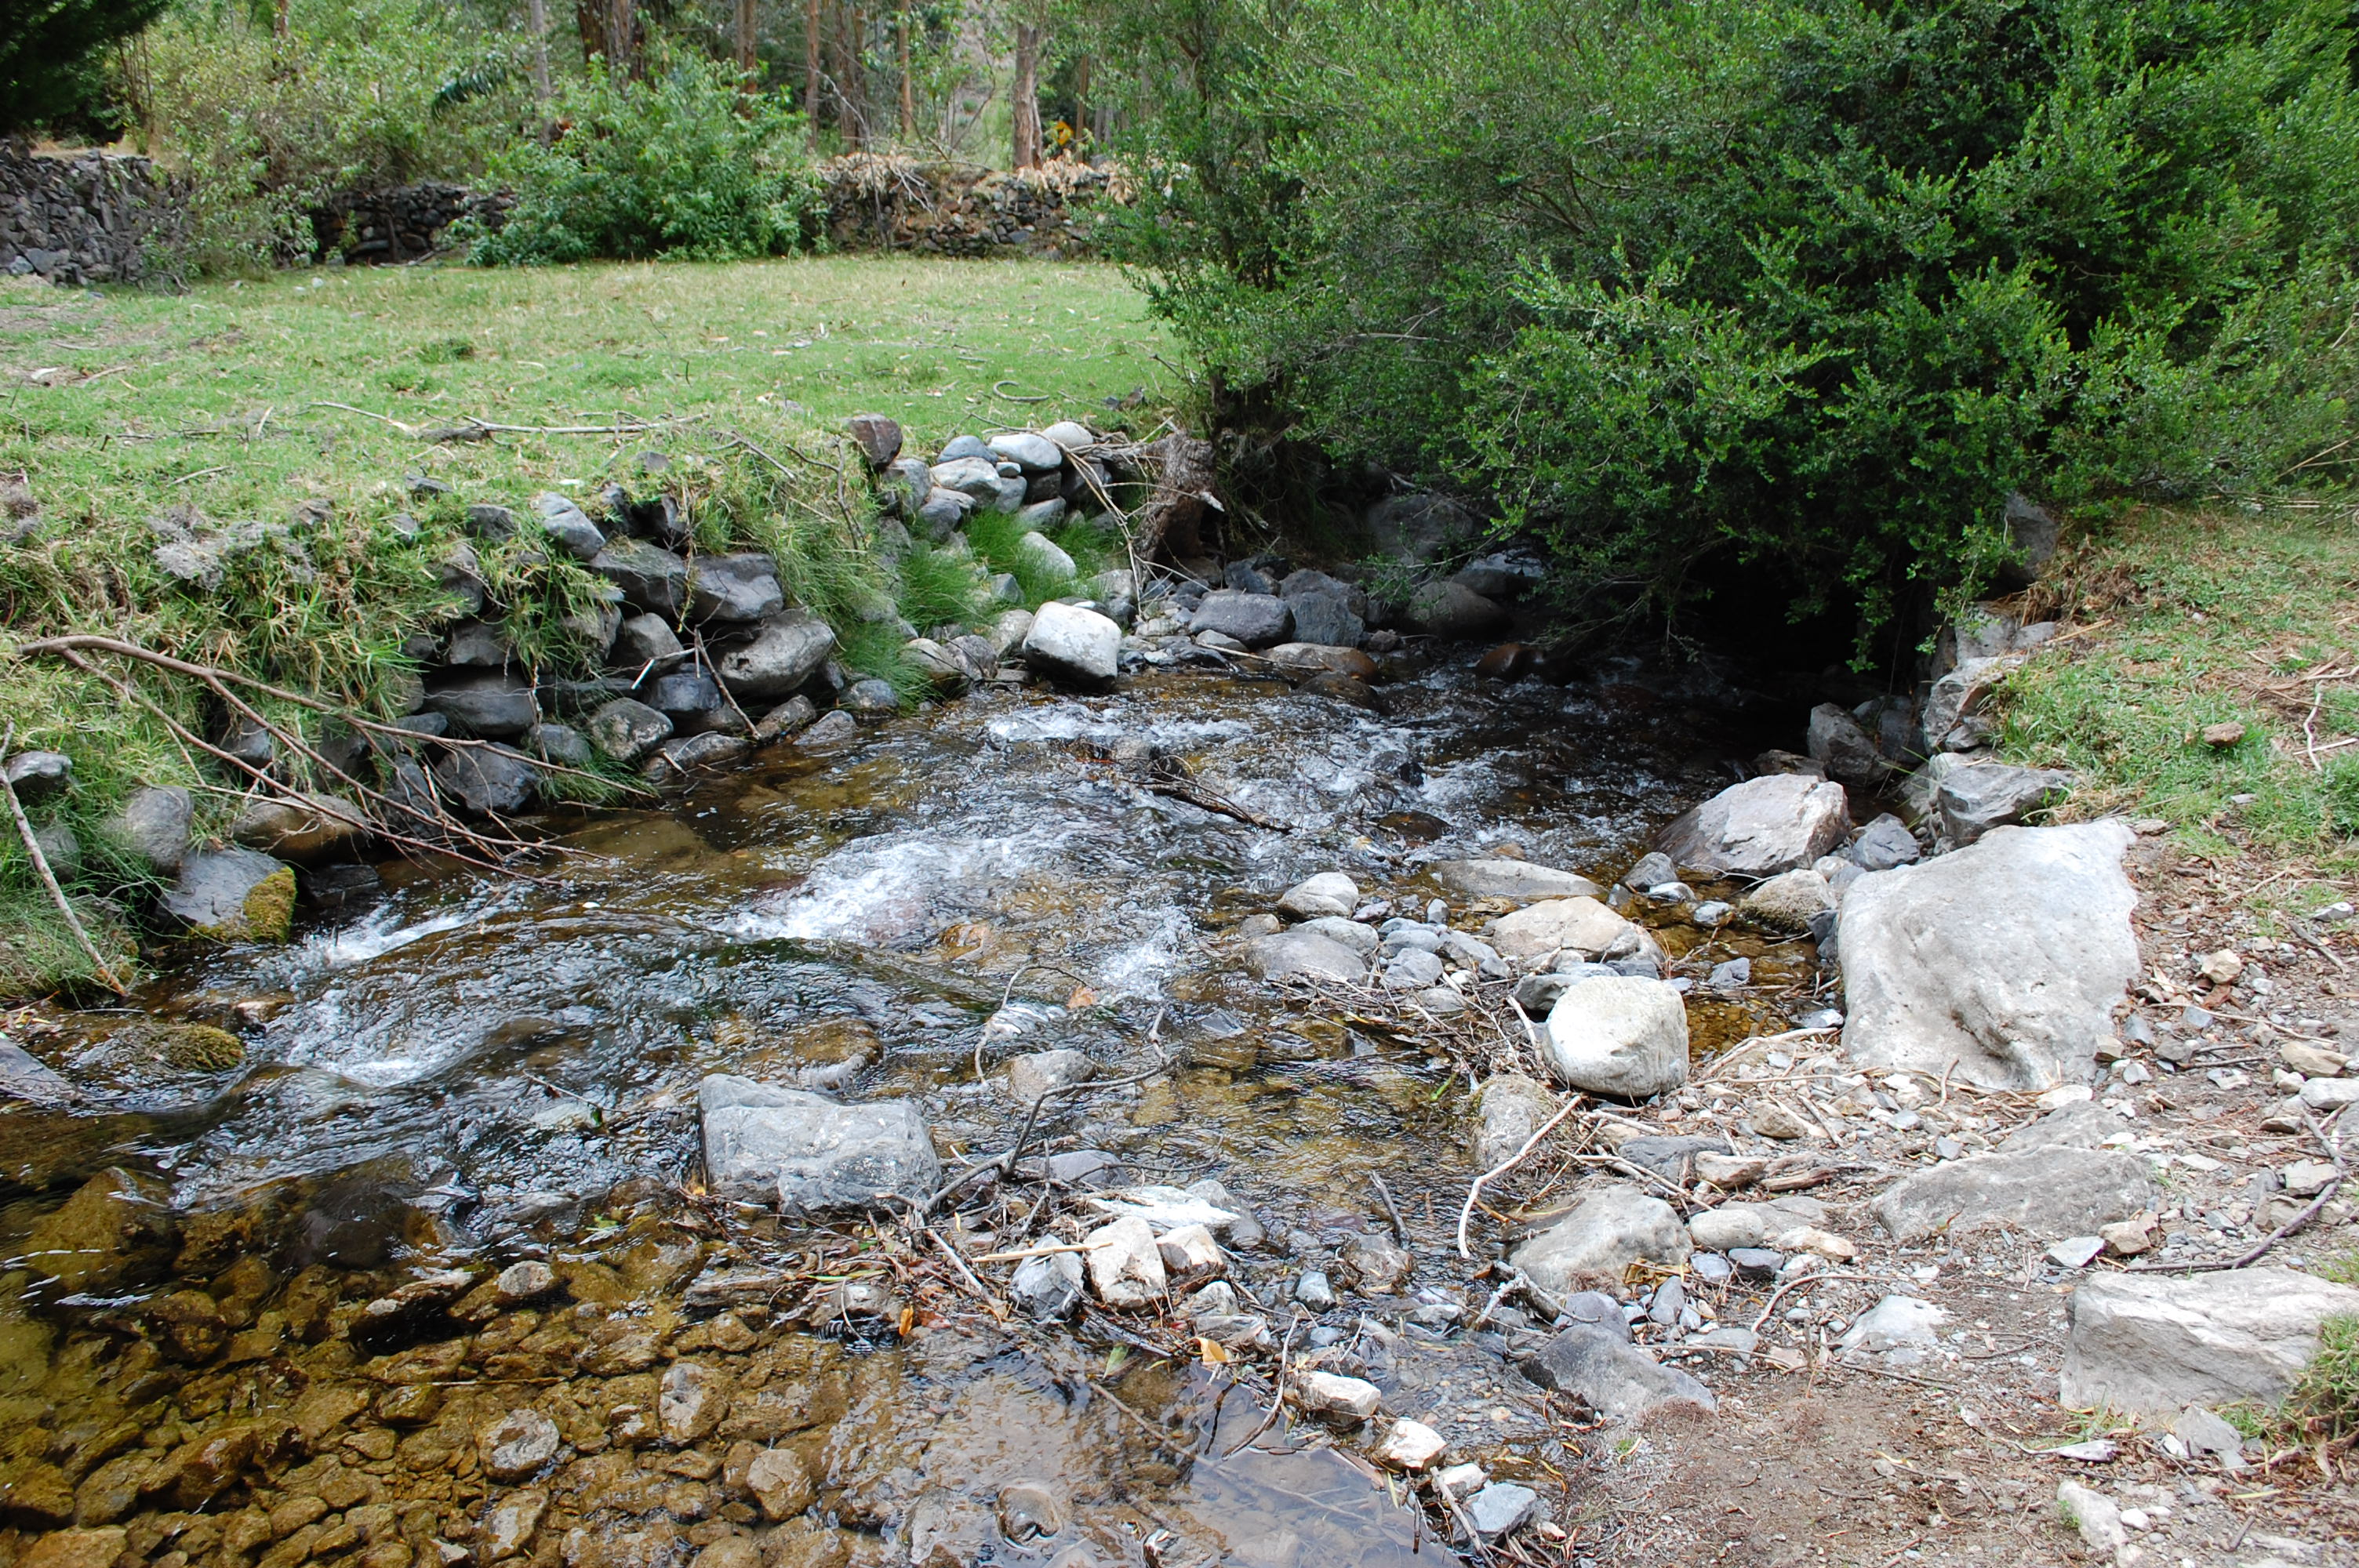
[[0, 140, 187, 286]]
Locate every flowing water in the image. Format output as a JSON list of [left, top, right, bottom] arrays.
[[0, 655, 1811, 1568]]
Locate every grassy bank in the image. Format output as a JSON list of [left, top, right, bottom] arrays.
[[1997, 503, 2359, 901], [0, 256, 1173, 996]]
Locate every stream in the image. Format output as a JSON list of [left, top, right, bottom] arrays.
[[0, 653, 1812, 1568]]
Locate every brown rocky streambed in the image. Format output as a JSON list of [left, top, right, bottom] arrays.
[[0, 654, 1809, 1568]]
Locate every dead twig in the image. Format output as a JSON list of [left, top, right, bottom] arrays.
[[1458, 1095, 1587, 1259], [0, 723, 126, 993]]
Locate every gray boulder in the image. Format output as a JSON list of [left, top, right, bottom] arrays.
[[1541, 977, 1689, 1098], [1017, 531, 1076, 579], [1739, 869, 1833, 932], [1041, 420, 1095, 453], [880, 456, 932, 517], [531, 724, 592, 768], [612, 612, 689, 672], [1807, 703, 1883, 783], [1020, 601, 1121, 686], [915, 488, 972, 539], [1839, 822, 2138, 1089], [1010, 1251, 1085, 1321], [1520, 1324, 1717, 1421], [650, 670, 739, 733], [1404, 580, 1508, 639], [2059, 1269, 2359, 1420], [108, 786, 192, 874], [1656, 774, 1852, 877], [1938, 764, 2071, 846], [1471, 1073, 1561, 1168], [443, 619, 509, 667], [1241, 928, 1368, 983], [1997, 492, 2060, 588], [533, 492, 605, 561], [1286, 586, 1364, 648], [231, 793, 369, 863], [587, 699, 674, 764], [1922, 656, 2022, 753], [425, 673, 538, 739], [591, 538, 691, 618], [463, 503, 516, 540], [2, 750, 70, 804], [989, 431, 1065, 472], [1510, 1186, 1690, 1295], [689, 553, 786, 622], [1845, 814, 1920, 871], [649, 733, 752, 776], [1190, 590, 1293, 648], [698, 1076, 941, 1212], [158, 847, 294, 941], [846, 412, 903, 468], [1874, 1146, 2154, 1242], [1431, 859, 1601, 903], [716, 611, 838, 701], [434, 746, 540, 816], [938, 434, 992, 462], [932, 456, 1002, 499]]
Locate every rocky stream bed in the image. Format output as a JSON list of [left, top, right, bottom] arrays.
[[2, 634, 2357, 1568]]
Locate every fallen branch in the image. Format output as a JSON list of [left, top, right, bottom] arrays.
[[923, 1036, 1179, 1214], [1457, 1095, 1587, 1259], [1, 723, 127, 994], [307, 401, 691, 440]]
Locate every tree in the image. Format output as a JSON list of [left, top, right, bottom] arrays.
[[0, 0, 170, 130], [735, 0, 757, 75], [1010, 9, 1044, 167]]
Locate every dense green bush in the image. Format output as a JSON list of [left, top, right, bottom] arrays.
[[467, 52, 823, 264], [1103, 0, 2359, 644], [132, 0, 526, 274]]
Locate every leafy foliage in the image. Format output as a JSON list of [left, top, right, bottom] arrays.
[[0, 0, 168, 131], [1102, 0, 2359, 644], [467, 51, 824, 265], [130, 0, 529, 274]]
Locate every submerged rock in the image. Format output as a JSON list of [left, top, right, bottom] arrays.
[[698, 1076, 940, 1212]]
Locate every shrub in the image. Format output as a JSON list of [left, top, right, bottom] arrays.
[[467, 52, 823, 265], [129, 0, 526, 274], [1103, 0, 2359, 646], [1, 0, 167, 132]]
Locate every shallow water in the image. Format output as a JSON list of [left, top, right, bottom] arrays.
[[0, 657, 1808, 1566]]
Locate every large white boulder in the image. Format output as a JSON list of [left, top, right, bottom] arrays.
[[1020, 601, 1121, 686], [1430, 859, 1602, 903], [1542, 977, 1689, 1098], [1873, 1145, 2154, 1243], [1839, 821, 2139, 1089], [2060, 1269, 2359, 1420], [1654, 774, 1851, 877], [1492, 896, 1637, 964], [1241, 928, 1368, 983]]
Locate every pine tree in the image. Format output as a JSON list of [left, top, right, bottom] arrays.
[[0, 0, 170, 132]]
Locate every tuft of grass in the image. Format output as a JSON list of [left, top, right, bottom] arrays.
[[1997, 505, 2359, 878], [2284, 1315, 2359, 1447], [894, 541, 993, 635]]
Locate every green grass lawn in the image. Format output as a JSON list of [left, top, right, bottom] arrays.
[[0, 256, 1174, 996], [1998, 503, 2359, 897]]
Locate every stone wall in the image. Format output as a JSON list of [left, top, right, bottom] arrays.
[[310, 183, 514, 263], [0, 141, 187, 287], [819, 155, 1127, 259]]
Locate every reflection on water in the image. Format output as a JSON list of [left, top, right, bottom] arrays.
[[0, 659, 1797, 1563]]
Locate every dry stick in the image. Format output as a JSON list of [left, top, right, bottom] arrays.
[[0, 724, 126, 994], [2132, 1105, 2348, 1273], [20, 637, 639, 797], [1747, 1269, 1888, 1335], [921, 1226, 1002, 1316], [1457, 1096, 1587, 1260], [923, 1044, 1177, 1214], [1222, 1312, 1305, 1459], [1369, 1171, 1411, 1249], [50, 647, 525, 878]]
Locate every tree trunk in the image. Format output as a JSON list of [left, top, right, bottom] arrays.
[[527, 0, 553, 100], [896, 1, 914, 137], [1071, 53, 1089, 154], [605, 0, 636, 76], [273, 0, 289, 39], [805, 0, 823, 128], [736, 0, 758, 75], [830, 1, 863, 147], [576, 0, 603, 67], [1012, 22, 1042, 169]]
